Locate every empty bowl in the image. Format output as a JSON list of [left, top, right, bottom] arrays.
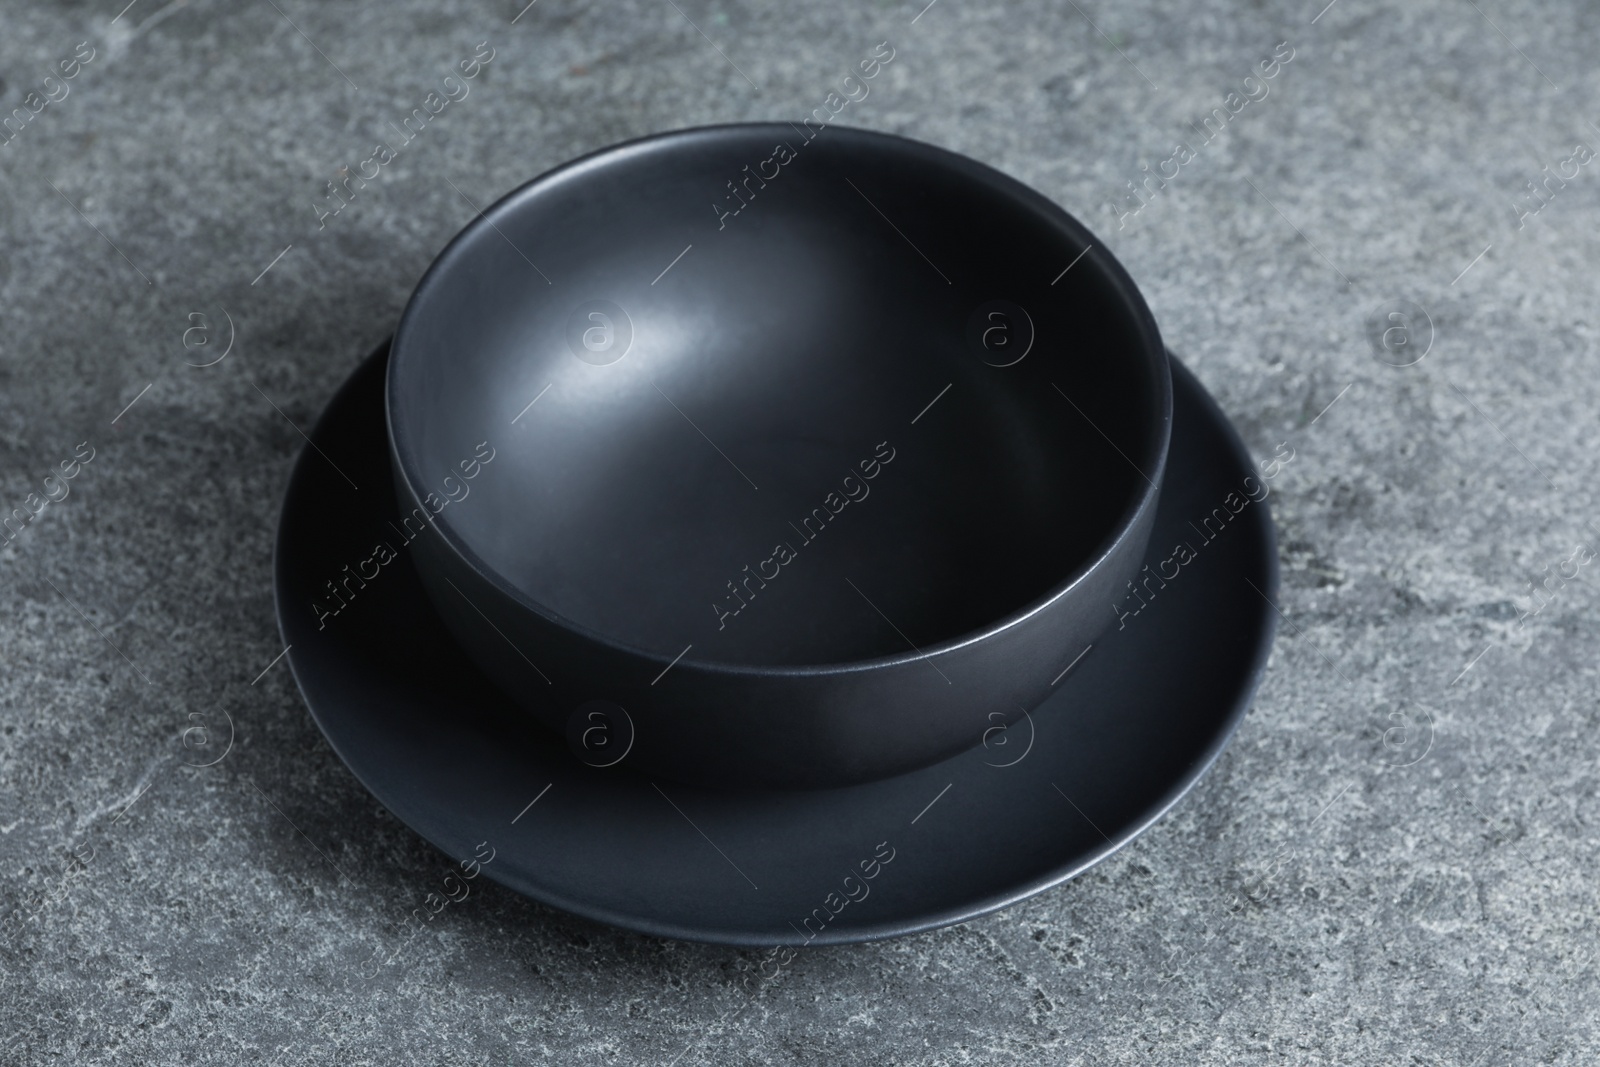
[[386, 123, 1170, 788]]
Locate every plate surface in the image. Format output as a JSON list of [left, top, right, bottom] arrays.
[[274, 343, 1276, 946]]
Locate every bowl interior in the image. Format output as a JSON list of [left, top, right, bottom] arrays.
[[389, 125, 1165, 668]]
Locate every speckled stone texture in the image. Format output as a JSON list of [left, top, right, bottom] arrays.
[[1, 0, 1597, 1063]]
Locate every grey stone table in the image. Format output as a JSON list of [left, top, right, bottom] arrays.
[[2, 0, 1596, 1063]]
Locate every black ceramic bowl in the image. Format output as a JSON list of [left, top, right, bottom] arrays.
[[387, 124, 1170, 789]]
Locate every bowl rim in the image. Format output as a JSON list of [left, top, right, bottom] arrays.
[[386, 121, 1172, 678]]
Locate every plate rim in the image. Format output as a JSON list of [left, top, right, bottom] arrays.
[[273, 342, 1278, 946]]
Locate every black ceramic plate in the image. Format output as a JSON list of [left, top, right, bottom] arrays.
[[274, 343, 1276, 946]]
